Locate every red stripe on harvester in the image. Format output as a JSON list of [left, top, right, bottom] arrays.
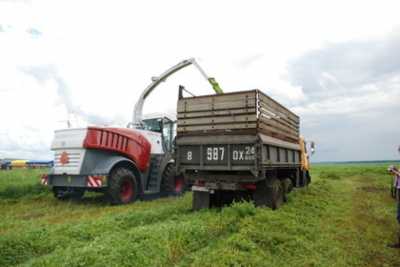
[[88, 176, 103, 187], [91, 176, 97, 187], [87, 176, 93, 187]]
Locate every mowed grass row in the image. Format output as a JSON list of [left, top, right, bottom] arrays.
[[0, 165, 399, 266]]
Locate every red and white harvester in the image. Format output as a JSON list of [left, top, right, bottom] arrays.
[[42, 59, 223, 204]]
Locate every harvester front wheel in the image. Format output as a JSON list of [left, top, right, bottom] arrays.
[[107, 167, 139, 204]]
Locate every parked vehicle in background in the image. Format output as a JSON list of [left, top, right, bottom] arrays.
[[176, 89, 312, 210], [0, 159, 12, 170], [26, 160, 54, 168], [1, 159, 53, 170], [10, 160, 27, 169]]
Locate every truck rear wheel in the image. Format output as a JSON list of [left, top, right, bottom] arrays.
[[161, 164, 186, 196], [253, 178, 284, 210], [281, 178, 293, 202], [53, 187, 85, 200], [107, 167, 139, 204], [299, 170, 311, 187], [306, 171, 311, 185], [211, 190, 248, 208]]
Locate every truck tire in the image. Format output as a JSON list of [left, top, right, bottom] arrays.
[[253, 178, 284, 210], [208, 190, 225, 208], [211, 190, 247, 208], [107, 167, 139, 204], [306, 171, 311, 185], [53, 187, 85, 200], [268, 178, 284, 209], [282, 178, 293, 193], [299, 170, 311, 187], [281, 178, 293, 202], [161, 164, 186, 196]]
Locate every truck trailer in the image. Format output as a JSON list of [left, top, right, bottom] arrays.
[[175, 89, 311, 210]]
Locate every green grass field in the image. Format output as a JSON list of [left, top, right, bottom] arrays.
[[1, 164, 400, 267]]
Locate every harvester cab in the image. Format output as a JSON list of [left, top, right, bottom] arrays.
[[139, 115, 176, 153]]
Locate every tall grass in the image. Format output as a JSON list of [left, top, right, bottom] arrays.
[[0, 164, 399, 266]]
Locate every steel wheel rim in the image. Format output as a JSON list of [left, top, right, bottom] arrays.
[[175, 177, 184, 193], [120, 179, 133, 202]]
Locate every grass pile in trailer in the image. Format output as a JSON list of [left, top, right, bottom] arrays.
[[1, 164, 400, 266]]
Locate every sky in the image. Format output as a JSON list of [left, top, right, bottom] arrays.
[[0, 0, 399, 162]]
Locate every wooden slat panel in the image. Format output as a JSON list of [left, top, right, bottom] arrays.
[[259, 103, 299, 128], [178, 114, 257, 126], [259, 113, 299, 133], [178, 122, 258, 132], [258, 124, 298, 142], [178, 99, 256, 112], [257, 89, 299, 119], [257, 91, 299, 124], [176, 129, 258, 137], [258, 121, 299, 142], [269, 116, 298, 132], [178, 90, 256, 104], [176, 89, 300, 144], [177, 107, 257, 119], [257, 125, 299, 144], [259, 100, 299, 126], [259, 117, 298, 138], [178, 91, 256, 113], [259, 133, 301, 150]]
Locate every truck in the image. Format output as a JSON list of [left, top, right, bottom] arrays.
[[175, 89, 312, 210], [41, 58, 224, 204]]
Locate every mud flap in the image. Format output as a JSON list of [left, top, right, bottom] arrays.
[[193, 191, 211, 211], [253, 181, 268, 207]]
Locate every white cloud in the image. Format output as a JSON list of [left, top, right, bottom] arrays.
[[1, 0, 400, 160]]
